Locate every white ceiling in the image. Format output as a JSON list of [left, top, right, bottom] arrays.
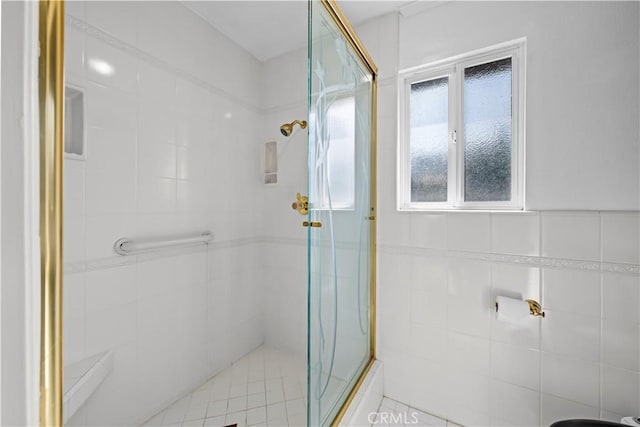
[[182, 1, 413, 62]]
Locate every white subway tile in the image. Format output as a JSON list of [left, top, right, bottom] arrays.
[[85, 214, 136, 259], [489, 380, 540, 427], [85, 37, 137, 93], [542, 310, 601, 362], [602, 213, 640, 265], [65, 27, 85, 81], [137, 176, 177, 214], [447, 259, 491, 338], [85, 302, 137, 355], [64, 275, 86, 365], [176, 78, 214, 119], [138, 60, 176, 103], [85, 168, 137, 216], [85, 265, 137, 313], [541, 213, 600, 261], [491, 213, 540, 256], [378, 254, 411, 322], [410, 256, 448, 329], [138, 143, 177, 179], [135, 2, 181, 64], [86, 82, 137, 131], [86, 1, 137, 46], [177, 146, 209, 182], [601, 366, 640, 416], [491, 342, 540, 390], [541, 353, 600, 408], [542, 268, 601, 315], [446, 332, 490, 376], [447, 213, 491, 253], [85, 126, 137, 174], [491, 311, 540, 351], [64, 213, 86, 264], [378, 209, 412, 247], [410, 289, 447, 330], [603, 272, 640, 323], [409, 324, 448, 364], [602, 318, 639, 372], [410, 214, 447, 249], [411, 255, 448, 290], [138, 99, 176, 147], [446, 367, 490, 415]]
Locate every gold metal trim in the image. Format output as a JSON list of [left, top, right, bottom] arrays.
[[526, 299, 545, 317], [38, 0, 64, 426], [280, 119, 308, 137], [320, 0, 378, 76], [303, 221, 322, 228], [292, 192, 309, 215], [317, 1, 378, 425]]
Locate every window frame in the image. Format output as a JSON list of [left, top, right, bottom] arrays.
[[398, 39, 526, 211]]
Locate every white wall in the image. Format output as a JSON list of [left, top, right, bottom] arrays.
[[261, 47, 308, 358], [399, 1, 640, 211], [353, 2, 640, 426], [63, 2, 265, 425]]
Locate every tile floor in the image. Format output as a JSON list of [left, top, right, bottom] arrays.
[[372, 397, 463, 427], [142, 346, 307, 427]]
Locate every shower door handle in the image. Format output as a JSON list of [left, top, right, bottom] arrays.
[[303, 221, 322, 228]]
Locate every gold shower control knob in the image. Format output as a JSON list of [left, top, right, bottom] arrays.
[[291, 193, 308, 215]]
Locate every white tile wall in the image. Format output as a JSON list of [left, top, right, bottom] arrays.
[[355, 5, 640, 426], [60, 2, 640, 427], [63, 2, 266, 425]]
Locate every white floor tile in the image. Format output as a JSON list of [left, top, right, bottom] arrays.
[[247, 393, 266, 410], [228, 396, 248, 413], [144, 346, 306, 427], [206, 400, 228, 418], [247, 406, 267, 426], [226, 411, 247, 427], [376, 397, 454, 427]]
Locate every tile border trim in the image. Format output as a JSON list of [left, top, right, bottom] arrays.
[[64, 238, 639, 276], [379, 244, 640, 275]]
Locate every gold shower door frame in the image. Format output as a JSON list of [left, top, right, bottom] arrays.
[[37, 1, 376, 425], [315, 2, 378, 426], [39, 0, 64, 426]]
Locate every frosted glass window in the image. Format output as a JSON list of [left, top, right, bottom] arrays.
[[410, 77, 448, 202], [398, 40, 524, 210], [464, 58, 512, 201]]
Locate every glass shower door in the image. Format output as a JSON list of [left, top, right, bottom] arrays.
[[307, 1, 376, 425]]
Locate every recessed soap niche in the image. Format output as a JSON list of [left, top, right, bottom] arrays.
[[64, 85, 85, 160], [264, 140, 277, 185]]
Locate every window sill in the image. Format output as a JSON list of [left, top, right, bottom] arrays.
[[397, 207, 532, 214]]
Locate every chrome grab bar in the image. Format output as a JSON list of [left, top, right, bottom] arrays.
[[114, 231, 213, 256]]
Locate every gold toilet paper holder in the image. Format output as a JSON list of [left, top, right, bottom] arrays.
[[526, 299, 545, 317], [494, 298, 545, 318]]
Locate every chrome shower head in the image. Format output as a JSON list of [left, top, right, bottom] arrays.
[[280, 120, 307, 137]]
